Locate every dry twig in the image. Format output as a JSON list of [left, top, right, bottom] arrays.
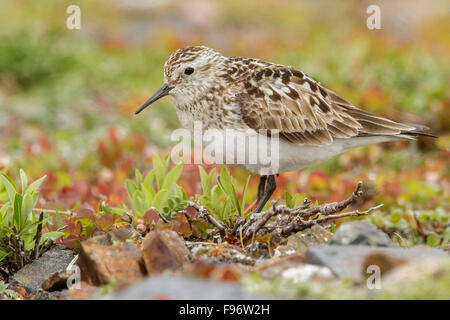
[[188, 201, 226, 233]]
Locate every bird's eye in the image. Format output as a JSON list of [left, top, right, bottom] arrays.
[[184, 67, 194, 75]]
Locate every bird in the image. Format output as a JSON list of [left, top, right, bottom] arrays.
[[135, 46, 434, 213]]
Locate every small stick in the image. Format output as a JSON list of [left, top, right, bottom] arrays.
[[158, 212, 169, 224], [282, 204, 383, 234], [33, 212, 44, 260], [188, 201, 226, 233], [230, 217, 244, 236], [242, 199, 280, 242]]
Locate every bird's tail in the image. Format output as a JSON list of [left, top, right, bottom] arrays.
[[345, 107, 437, 140]]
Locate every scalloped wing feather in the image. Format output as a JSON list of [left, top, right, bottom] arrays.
[[239, 66, 425, 146]]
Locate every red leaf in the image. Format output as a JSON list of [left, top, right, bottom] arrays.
[[75, 208, 95, 222], [143, 210, 159, 225], [224, 234, 238, 245], [96, 214, 114, 231]]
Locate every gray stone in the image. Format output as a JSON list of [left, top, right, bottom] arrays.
[[281, 264, 334, 283], [8, 246, 75, 295], [111, 275, 268, 300], [275, 224, 334, 258], [329, 220, 395, 247], [306, 245, 448, 280]]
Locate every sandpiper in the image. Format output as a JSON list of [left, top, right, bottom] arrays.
[[135, 46, 434, 213]]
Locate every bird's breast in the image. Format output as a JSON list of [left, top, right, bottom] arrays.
[[175, 98, 246, 132]]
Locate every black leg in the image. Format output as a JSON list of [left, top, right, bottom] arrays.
[[254, 175, 276, 213], [256, 175, 267, 204]]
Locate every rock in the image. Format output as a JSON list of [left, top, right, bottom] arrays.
[[306, 245, 448, 280], [34, 289, 61, 300], [245, 241, 270, 259], [254, 253, 334, 283], [76, 224, 146, 286], [78, 240, 145, 286], [111, 275, 263, 300], [362, 253, 407, 276], [42, 271, 71, 292], [187, 241, 254, 266], [329, 220, 394, 247], [281, 265, 334, 283], [142, 230, 190, 275], [274, 225, 333, 258], [183, 259, 244, 282], [86, 223, 143, 246], [272, 245, 297, 258], [109, 222, 143, 245], [8, 246, 75, 295], [382, 256, 450, 287], [59, 281, 100, 300], [254, 254, 305, 280]]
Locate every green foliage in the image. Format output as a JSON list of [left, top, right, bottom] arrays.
[[284, 191, 303, 209], [197, 166, 250, 222], [0, 169, 63, 266], [0, 281, 18, 300], [125, 154, 187, 218], [0, 29, 78, 90], [371, 207, 449, 248]]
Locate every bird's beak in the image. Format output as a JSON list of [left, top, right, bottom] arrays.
[[135, 83, 173, 115]]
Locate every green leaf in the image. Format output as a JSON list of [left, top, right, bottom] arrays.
[[285, 191, 294, 208], [135, 169, 143, 185], [153, 189, 168, 213], [330, 223, 336, 233], [13, 193, 23, 232], [0, 247, 12, 263], [241, 175, 251, 215], [24, 174, 46, 194], [152, 153, 169, 189], [19, 169, 28, 193], [131, 191, 146, 216], [442, 227, 450, 247], [55, 210, 62, 229], [40, 231, 64, 244], [0, 173, 17, 205], [426, 232, 440, 247], [199, 166, 215, 198], [143, 170, 155, 195], [125, 179, 136, 199], [217, 168, 241, 217], [142, 184, 154, 207], [21, 193, 34, 225], [161, 162, 184, 194]]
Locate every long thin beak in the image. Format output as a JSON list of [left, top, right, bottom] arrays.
[[135, 83, 173, 115]]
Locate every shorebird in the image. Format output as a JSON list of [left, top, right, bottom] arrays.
[[135, 46, 434, 213]]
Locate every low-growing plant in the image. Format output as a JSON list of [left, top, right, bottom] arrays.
[[124, 154, 188, 218], [0, 169, 63, 269], [371, 207, 450, 248], [197, 166, 250, 223], [0, 280, 18, 299]]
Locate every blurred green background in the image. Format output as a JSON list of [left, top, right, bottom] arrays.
[[0, 0, 448, 218]]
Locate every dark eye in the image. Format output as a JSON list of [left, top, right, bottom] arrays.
[[184, 67, 194, 75]]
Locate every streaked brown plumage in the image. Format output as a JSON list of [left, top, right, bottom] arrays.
[[136, 46, 434, 212]]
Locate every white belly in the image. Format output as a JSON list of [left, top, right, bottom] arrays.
[[194, 129, 400, 175]]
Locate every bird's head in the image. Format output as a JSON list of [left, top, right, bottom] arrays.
[[135, 46, 225, 114]]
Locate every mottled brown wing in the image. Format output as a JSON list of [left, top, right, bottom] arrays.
[[239, 67, 418, 145]]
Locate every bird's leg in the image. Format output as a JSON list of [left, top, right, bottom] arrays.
[[254, 175, 276, 213], [256, 175, 267, 204]]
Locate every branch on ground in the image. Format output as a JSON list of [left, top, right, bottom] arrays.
[[186, 181, 381, 245]]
